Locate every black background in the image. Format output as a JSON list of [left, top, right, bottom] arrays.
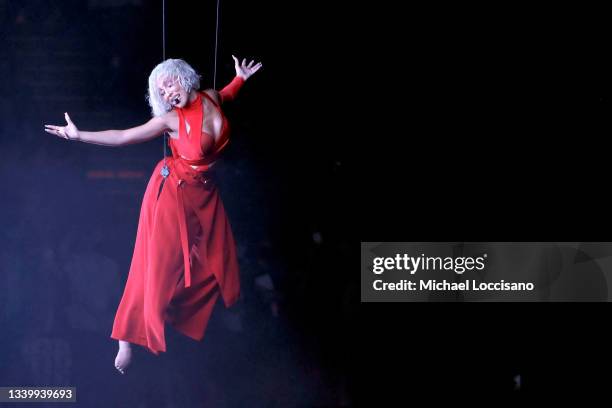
[[2, 0, 611, 404], [361, 3, 612, 403]]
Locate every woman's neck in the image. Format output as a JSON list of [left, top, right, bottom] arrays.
[[188, 90, 198, 104]]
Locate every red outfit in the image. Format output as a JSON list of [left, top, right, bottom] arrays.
[[111, 77, 245, 354]]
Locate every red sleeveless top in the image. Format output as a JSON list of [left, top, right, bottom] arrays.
[[169, 91, 230, 171]]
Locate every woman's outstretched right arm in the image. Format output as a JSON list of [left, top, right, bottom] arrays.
[[44, 112, 170, 146]]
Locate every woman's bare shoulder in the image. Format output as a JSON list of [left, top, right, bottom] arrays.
[[159, 109, 179, 132], [162, 109, 179, 119], [202, 89, 221, 104]]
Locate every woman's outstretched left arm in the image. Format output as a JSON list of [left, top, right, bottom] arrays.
[[217, 55, 262, 103]]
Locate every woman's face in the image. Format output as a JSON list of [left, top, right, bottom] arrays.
[[156, 75, 189, 109]]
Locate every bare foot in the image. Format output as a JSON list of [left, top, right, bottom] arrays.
[[114, 341, 132, 374]]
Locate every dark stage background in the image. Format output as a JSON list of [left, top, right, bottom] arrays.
[[360, 3, 612, 403], [3, 0, 611, 405], [0, 0, 354, 406]]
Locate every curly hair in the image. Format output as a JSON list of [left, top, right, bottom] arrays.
[[146, 59, 201, 117]]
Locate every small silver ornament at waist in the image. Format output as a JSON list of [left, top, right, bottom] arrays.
[[160, 164, 170, 178]]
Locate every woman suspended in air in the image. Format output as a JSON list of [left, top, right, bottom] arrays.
[[45, 55, 262, 374]]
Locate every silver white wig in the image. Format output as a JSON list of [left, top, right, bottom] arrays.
[[147, 59, 201, 117]]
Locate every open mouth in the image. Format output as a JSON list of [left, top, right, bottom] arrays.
[[172, 96, 181, 106]]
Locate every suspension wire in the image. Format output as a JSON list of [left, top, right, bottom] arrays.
[[161, 0, 168, 174], [161, 0, 221, 173], [213, 0, 220, 89]]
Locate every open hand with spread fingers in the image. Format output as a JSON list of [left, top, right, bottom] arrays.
[[232, 55, 262, 81], [44, 112, 79, 140]]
